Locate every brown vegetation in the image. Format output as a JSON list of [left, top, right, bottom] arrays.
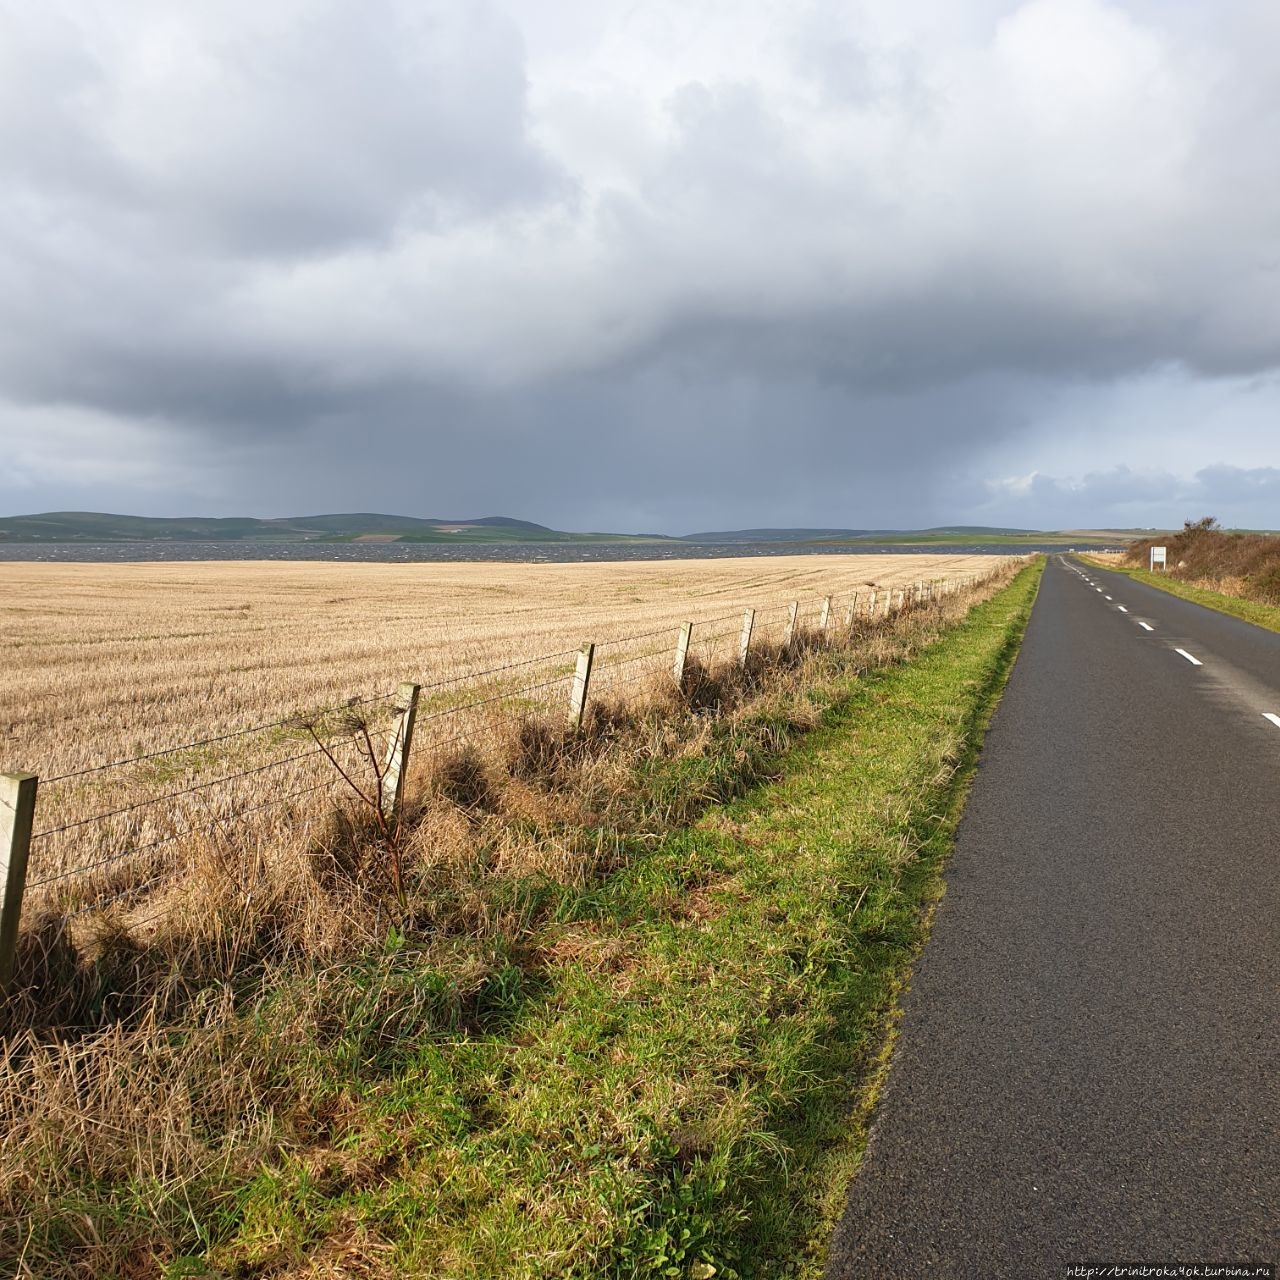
[[0, 558, 1008, 1029], [2, 555, 998, 906], [0, 554, 1021, 1278], [1126, 518, 1280, 604]]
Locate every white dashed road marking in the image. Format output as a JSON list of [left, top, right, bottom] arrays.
[[1265, 714, 1280, 730], [1138, 622, 1154, 631], [1118, 606, 1128, 613], [1175, 649, 1203, 667]]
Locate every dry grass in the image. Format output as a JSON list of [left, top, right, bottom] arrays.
[[1125, 522, 1280, 604], [0, 555, 1016, 1020], [1, 554, 997, 773], [0, 554, 1027, 1279], [1, 554, 1002, 910]]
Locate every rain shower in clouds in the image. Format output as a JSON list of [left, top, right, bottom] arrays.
[[1, 0, 1278, 530]]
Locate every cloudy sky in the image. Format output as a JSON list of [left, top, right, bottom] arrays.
[[1, 0, 1278, 533]]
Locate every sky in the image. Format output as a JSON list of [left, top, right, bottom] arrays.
[[1, 0, 1278, 534]]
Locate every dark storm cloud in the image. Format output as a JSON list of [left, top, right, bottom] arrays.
[[1, 0, 1279, 529]]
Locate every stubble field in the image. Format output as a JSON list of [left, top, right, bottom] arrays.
[[2, 553, 1003, 934], [1, 552, 1030, 1279], [2, 554, 997, 773]]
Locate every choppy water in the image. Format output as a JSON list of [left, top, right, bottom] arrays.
[[0, 540, 1093, 564]]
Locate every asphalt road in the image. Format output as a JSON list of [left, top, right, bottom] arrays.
[[826, 556, 1280, 1278]]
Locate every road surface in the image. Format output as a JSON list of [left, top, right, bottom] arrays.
[[826, 556, 1279, 1277]]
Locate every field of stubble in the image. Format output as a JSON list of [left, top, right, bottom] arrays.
[[0, 553, 1031, 1280], [0, 553, 997, 912]]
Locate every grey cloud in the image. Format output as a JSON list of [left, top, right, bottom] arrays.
[[1, 0, 1279, 531], [1, 2, 562, 258], [970, 463, 1280, 530]]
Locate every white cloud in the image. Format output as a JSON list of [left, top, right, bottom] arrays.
[[0, 0, 1278, 526]]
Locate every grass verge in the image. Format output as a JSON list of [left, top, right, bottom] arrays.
[[1079, 557, 1280, 635], [4, 563, 1042, 1279]]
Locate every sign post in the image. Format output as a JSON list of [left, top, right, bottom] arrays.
[[1150, 546, 1167, 572]]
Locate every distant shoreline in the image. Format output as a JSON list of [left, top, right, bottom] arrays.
[[0, 540, 1110, 565]]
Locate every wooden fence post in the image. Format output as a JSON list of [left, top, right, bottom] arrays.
[[738, 608, 755, 670], [673, 621, 693, 689], [381, 683, 420, 825], [784, 601, 800, 648], [0, 772, 38, 993], [569, 642, 595, 731]]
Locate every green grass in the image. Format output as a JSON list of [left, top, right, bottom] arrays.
[[8, 565, 1043, 1279], [836, 533, 1115, 547], [190, 565, 1042, 1277], [1079, 558, 1280, 635]]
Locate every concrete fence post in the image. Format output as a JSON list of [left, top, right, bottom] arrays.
[[0, 772, 38, 992], [819, 596, 832, 632], [381, 683, 421, 825], [738, 608, 755, 670], [784, 601, 800, 648], [673, 621, 693, 690], [569, 642, 596, 731]]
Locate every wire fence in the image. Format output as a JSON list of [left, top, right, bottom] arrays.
[[0, 562, 1021, 981]]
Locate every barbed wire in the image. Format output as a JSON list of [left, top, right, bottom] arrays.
[[4, 568, 1020, 940], [415, 673, 570, 726], [42, 689, 397, 786], [592, 645, 670, 672], [37, 594, 864, 789], [411, 645, 581, 693], [31, 741, 353, 841], [27, 777, 340, 891], [27, 574, 989, 852]]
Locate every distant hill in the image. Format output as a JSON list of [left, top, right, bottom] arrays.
[[291, 514, 556, 535], [913, 525, 1040, 536], [680, 527, 879, 543], [679, 525, 1061, 544], [0, 511, 660, 543], [0, 511, 1139, 546]]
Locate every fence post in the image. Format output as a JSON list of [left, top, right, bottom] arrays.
[[0, 772, 38, 993], [844, 593, 858, 628], [738, 608, 755, 670], [381, 683, 420, 825], [868, 589, 877, 617], [819, 596, 831, 631], [673, 621, 693, 690], [569, 642, 595, 731], [784, 601, 799, 648]]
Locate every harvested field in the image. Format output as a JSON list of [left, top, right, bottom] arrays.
[[0, 557, 1030, 1278], [2, 554, 997, 771], [0, 553, 1009, 976]]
